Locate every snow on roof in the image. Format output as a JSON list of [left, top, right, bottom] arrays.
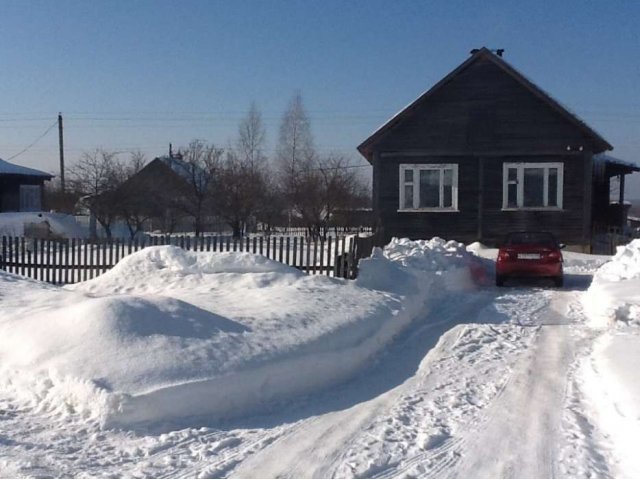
[[156, 155, 200, 182], [0, 158, 53, 178], [593, 153, 640, 171], [156, 155, 213, 187]]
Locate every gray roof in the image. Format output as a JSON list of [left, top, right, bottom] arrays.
[[157, 155, 193, 180], [0, 158, 53, 178], [358, 47, 613, 161], [593, 153, 640, 172]]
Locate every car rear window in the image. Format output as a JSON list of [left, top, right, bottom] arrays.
[[505, 232, 557, 247]]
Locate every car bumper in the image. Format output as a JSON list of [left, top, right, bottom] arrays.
[[496, 261, 563, 277]]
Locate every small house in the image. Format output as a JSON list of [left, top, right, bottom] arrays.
[[113, 154, 225, 234], [0, 158, 53, 212], [357, 47, 639, 250]]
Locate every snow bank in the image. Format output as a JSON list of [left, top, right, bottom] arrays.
[[0, 212, 88, 238], [583, 239, 640, 329], [0, 240, 479, 428], [579, 239, 640, 477]]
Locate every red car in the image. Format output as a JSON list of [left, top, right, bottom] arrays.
[[496, 232, 564, 287]]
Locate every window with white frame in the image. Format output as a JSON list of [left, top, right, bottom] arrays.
[[503, 162, 563, 209], [399, 164, 458, 211]]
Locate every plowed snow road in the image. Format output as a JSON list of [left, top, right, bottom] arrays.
[[232, 276, 594, 479]]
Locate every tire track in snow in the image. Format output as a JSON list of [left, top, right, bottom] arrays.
[[442, 289, 582, 478], [0, 281, 597, 478], [230, 291, 511, 478], [358, 286, 551, 478]]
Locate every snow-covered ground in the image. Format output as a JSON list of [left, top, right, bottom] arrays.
[[572, 240, 640, 478], [0, 212, 88, 238], [0, 237, 638, 478]]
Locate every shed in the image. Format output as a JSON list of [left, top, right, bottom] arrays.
[[0, 158, 53, 212]]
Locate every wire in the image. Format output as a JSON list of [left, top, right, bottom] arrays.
[[6, 120, 58, 161]]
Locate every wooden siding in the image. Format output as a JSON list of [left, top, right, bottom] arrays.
[[376, 155, 590, 246], [0, 176, 46, 213], [374, 57, 595, 156], [376, 156, 479, 243], [479, 156, 589, 246]]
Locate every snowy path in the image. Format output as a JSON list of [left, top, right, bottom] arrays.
[[231, 286, 587, 479], [448, 294, 577, 478], [0, 274, 604, 478]]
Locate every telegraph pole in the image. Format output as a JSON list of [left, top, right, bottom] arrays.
[[58, 113, 65, 192]]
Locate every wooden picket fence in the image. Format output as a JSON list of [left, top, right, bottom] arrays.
[[0, 235, 359, 285]]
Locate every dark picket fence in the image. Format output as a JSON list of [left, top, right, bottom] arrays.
[[0, 234, 360, 285]]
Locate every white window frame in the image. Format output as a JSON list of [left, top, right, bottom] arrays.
[[399, 163, 459, 212], [502, 162, 564, 210]]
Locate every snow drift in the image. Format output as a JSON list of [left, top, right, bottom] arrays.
[[579, 239, 640, 477], [0, 239, 479, 428], [0, 212, 88, 238], [583, 239, 640, 329]]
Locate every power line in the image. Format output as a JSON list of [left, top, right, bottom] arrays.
[[6, 120, 58, 161]]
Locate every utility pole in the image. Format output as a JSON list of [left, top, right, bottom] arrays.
[[58, 113, 65, 192]]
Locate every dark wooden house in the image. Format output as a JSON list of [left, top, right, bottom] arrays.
[[358, 47, 639, 250], [111, 155, 195, 233], [0, 158, 52, 212]]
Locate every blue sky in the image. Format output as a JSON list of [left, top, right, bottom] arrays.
[[1, 0, 639, 193]]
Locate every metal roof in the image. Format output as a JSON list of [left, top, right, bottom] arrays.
[[0, 158, 53, 178]]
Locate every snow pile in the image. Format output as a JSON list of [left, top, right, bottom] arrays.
[[358, 237, 480, 294], [583, 239, 640, 329], [0, 240, 479, 428], [579, 239, 640, 477], [0, 212, 88, 238]]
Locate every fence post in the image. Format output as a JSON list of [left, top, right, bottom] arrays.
[[348, 237, 356, 279], [319, 237, 325, 276], [292, 237, 298, 268], [1, 236, 6, 271], [326, 237, 332, 276], [20, 237, 26, 277], [312, 238, 318, 275]]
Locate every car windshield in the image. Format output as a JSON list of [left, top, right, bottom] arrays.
[[505, 232, 557, 247]]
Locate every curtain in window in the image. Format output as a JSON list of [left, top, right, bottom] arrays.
[[419, 170, 440, 208]]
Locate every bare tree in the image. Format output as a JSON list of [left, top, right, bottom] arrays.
[[43, 176, 80, 214], [276, 92, 315, 229], [113, 151, 153, 239], [256, 176, 287, 234], [175, 140, 223, 236], [127, 150, 147, 175], [291, 155, 368, 238], [237, 102, 267, 169], [213, 105, 270, 238], [69, 149, 125, 239]]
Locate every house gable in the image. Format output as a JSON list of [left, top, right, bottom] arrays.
[[358, 48, 611, 161]]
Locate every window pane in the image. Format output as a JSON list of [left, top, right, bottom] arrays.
[[523, 168, 544, 207], [548, 168, 558, 207], [404, 169, 413, 183], [442, 169, 453, 208], [419, 169, 440, 208], [403, 185, 413, 209], [507, 183, 518, 207], [508, 167, 518, 182]]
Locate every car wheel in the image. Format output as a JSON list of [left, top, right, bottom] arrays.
[[496, 275, 506, 287], [554, 276, 564, 288]]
